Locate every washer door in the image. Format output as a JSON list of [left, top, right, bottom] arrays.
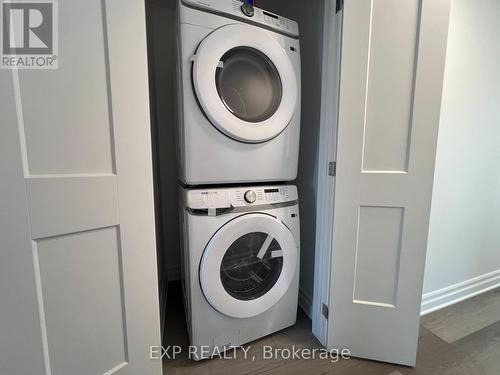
[[193, 24, 298, 143], [199, 213, 298, 318]]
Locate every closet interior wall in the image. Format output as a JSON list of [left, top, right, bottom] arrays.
[[146, 0, 180, 341], [262, 0, 326, 316]]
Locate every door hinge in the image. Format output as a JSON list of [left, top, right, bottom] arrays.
[[322, 303, 329, 319], [328, 161, 336, 176], [336, 0, 344, 13]]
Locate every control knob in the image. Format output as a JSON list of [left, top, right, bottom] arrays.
[[244, 190, 257, 204], [241, 2, 254, 17]]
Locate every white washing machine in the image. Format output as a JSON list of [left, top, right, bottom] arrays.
[[179, 185, 300, 359], [175, 0, 301, 185]]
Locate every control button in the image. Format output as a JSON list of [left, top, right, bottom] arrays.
[[244, 190, 257, 204], [241, 2, 254, 17]]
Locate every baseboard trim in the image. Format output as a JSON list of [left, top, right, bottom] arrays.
[[298, 286, 313, 319], [421, 269, 500, 316]]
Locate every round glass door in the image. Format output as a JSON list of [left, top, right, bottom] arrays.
[[199, 214, 298, 318], [192, 24, 298, 143], [216, 47, 282, 123], [220, 232, 283, 301]]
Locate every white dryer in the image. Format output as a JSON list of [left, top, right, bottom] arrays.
[[179, 185, 300, 359], [175, 0, 301, 185]]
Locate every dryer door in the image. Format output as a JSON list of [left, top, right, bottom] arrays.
[[192, 24, 298, 143], [199, 213, 298, 318]]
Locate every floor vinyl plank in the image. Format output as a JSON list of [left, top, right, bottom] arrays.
[[421, 288, 500, 343], [452, 320, 500, 375], [399, 327, 482, 375], [162, 282, 500, 375]]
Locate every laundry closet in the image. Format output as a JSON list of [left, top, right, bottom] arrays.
[[146, 0, 450, 367], [147, 0, 329, 352]]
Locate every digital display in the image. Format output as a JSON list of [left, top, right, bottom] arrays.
[[264, 188, 279, 193], [263, 11, 279, 20]]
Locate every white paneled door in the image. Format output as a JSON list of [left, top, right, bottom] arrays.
[[327, 0, 451, 366], [0, 1, 162, 374]]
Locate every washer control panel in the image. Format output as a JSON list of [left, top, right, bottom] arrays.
[[186, 185, 298, 209], [181, 0, 299, 37]]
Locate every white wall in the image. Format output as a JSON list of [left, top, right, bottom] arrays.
[[422, 0, 500, 312]]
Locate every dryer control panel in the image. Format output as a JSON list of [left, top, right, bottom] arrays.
[[181, 0, 299, 37], [185, 185, 298, 210]]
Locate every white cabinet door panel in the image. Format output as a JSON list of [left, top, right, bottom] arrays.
[[328, 0, 451, 366], [0, 1, 162, 374]]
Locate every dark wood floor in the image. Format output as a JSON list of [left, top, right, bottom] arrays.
[[162, 283, 500, 375], [421, 288, 500, 344]]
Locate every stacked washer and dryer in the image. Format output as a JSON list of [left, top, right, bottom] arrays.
[[175, 0, 302, 359]]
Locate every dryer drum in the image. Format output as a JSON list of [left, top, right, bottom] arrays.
[[215, 47, 283, 123]]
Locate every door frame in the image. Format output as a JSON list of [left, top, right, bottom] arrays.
[[311, 0, 342, 346]]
